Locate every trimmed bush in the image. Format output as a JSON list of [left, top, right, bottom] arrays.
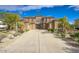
[[48, 28, 54, 32], [25, 29, 29, 32]]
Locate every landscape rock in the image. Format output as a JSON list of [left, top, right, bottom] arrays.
[[8, 34, 15, 39]]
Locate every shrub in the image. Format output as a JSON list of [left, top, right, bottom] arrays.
[[70, 33, 75, 38], [60, 32, 65, 38], [17, 21, 25, 33], [29, 22, 33, 25], [74, 32, 79, 42], [48, 28, 54, 32], [25, 29, 29, 32]]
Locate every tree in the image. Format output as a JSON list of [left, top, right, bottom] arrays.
[[58, 16, 70, 31], [3, 13, 20, 30], [74, 19, 79, 30], [58, 16, 70, 38], [17, 21, 25, 32], [70, 24, 75, 30]]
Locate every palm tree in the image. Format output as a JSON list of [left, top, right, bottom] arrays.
[[3, 13, 20, 30], [58, 16, 70, 38]]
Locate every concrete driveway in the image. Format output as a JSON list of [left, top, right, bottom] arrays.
[[0, 29, 78, 53]]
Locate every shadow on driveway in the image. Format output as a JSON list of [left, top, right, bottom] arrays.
[[62, 38, 79, 53], [53, 33, 79, 53]]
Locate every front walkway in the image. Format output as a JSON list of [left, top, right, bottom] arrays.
[[0, 29, 79, 53]]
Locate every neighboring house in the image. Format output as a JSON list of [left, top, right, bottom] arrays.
[[23, 17, 36, 30], [23, 16, 59, 30]]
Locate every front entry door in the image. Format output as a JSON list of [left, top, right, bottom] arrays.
[[36, 24, 43, 29]]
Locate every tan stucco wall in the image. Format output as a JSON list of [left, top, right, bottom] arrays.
[[24, 16, 58, 30], [54, 21, 59, 30]]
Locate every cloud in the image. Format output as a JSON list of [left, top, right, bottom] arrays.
[[21, 5, 55, 11], [69, 5, 79, 11], [21, 5, 64, 11], [0, 5, 63, 15], [0, 5, 18, 11], [0, 5, 63, 11]]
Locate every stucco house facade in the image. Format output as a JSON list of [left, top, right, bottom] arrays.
[[23, 16, 59, 31]]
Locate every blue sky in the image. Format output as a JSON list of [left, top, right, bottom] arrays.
[[0, 5, 79, 24]]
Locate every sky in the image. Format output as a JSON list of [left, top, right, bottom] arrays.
[[0, 5, 79, 24]]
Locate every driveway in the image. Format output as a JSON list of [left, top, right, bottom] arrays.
[[0, 29, 79, 53]]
